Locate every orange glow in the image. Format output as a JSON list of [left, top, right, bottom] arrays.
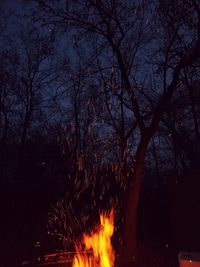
[[72, 209, 115, 267]]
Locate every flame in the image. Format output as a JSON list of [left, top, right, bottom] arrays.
[[72, 209, 115, 267]]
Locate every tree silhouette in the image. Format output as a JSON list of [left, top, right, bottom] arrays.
[[27, 0, 200, 265]]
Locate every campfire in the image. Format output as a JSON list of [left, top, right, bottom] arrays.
[[72, 209, 115, 267]]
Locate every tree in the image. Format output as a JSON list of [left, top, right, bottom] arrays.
[[161, 78, 200, 172], [29, 0, 200, 265]]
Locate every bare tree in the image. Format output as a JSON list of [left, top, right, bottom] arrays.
[[14, 29, 55, 147], [29, 0, 200, 265]]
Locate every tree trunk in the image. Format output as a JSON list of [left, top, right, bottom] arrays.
[[121, 136, 150, 267]]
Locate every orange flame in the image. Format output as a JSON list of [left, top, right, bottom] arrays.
[[72, 209, 115, 267]]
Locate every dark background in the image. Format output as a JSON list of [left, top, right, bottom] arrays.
[[1, 1, 200, 266]]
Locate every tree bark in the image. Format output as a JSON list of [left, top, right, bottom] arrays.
[[121, 135, 150, 267]]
